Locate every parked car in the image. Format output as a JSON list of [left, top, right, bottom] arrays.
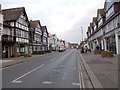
[[58, 47, 66, 52]]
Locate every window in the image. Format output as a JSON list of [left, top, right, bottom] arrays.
[[118, 14, 120, 27], [98, 19, 103, 28], [10, 22, 14, 26], [106, 6, 114, 20]]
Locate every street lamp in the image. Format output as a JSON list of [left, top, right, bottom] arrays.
[[81, 26, 83, 42]]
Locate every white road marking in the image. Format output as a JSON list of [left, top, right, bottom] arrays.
[[77, 51, 84, 88], [42, 81, 53, 84], [62, 72, 67, 80], [72, 83, 80, 86], [49, 57, 58, 62], [53, 69, 60, 72], [81, 72, 85, 88], [12, 80, 22, 83], [73, 68, 77, 70], [11, 64, 45, 83]]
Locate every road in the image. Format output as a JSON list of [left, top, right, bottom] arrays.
[[2, 49, 84, 88]]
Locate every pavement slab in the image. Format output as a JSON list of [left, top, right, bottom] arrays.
[[79, 51, 118, 88]]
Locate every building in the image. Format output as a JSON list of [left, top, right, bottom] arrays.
[[48, 33, 54, 51], [29, 20, 42, 54], [103, 0, 120, 54], [86, 0, 120, 54], [51, 34, 57, 51], [0, 5, 3, 58], [2, 21, 14, 58], [41, 26, 49, 52], [2, 7, 30, 57]]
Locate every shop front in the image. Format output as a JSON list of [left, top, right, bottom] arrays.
[[115, 30, 120, 54], [105, 34, 116, 54], [16, 43, 29, 56], [2, 44, 14, 58]]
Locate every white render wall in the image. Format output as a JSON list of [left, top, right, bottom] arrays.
[[115, 28, 120, 54]]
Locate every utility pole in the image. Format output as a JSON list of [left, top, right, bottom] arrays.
[[81, 26, 83, 42]]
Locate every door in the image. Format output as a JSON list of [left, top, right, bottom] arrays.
[[5, 47, 9, 58]]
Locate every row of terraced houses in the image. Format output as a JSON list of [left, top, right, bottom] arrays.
[[86, 0, 120, 54], [0, 5, 71, 58]]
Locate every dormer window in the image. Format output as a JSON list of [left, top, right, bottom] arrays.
[[106, 5, 114, 20]]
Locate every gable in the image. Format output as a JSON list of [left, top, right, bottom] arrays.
[[2, 7, 29, 23], [97, 9, 104, 22], [97, 11, 102, 21]]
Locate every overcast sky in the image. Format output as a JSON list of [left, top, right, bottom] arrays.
[[1, 0, 105, 43]]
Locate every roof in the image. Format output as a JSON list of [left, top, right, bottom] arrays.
[[98, 9, 105, 17], [41, 26, 48, 34], [93, 17, 97, 24], [88, 26, 91, 32], [90, 23, 93, 27], [41, 26, 46, 30], [2, 7, 28, 21], [30, 20, 41, 28], [3, 21, 11, 27]]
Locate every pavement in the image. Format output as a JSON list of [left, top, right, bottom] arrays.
[[79, 50, 118, 88]]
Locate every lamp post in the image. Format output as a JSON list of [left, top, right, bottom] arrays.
[[81, 26, 83, 42]]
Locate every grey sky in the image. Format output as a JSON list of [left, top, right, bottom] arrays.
[[1, 0, 105, 43]]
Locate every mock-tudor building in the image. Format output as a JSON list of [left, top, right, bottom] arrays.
[[2, 7, 30, 57], [29, 20, 42, 54], [41, 26, 49, 52], [103, 0, 120, 54], [87, 0, 120, 54], [2, 21, 14, 58]]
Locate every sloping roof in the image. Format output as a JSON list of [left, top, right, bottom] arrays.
[[41, 26, 46, 30], [93, 17, 97, 24], [41, 26, 48, 34], [2, 7, 27, 21], [90, 23, 93, 28], [98, 9, 105, 17], [30, 20, 41, 28], [88, 26, 91, 32]]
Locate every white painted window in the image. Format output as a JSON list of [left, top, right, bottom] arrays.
[[3, 27, 11, 35], [10, 22, 14, 26], [118, 14, 120, 27], [16, 37, 18, 42], [98, 19, 103, 28], [106, 6, 114, 20]]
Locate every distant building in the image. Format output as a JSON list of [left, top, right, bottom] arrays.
[[48, 33, 54, 51], [41, 26, 49, 52], [29, 20, 43, 54], [51, 34, 58, 51]]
